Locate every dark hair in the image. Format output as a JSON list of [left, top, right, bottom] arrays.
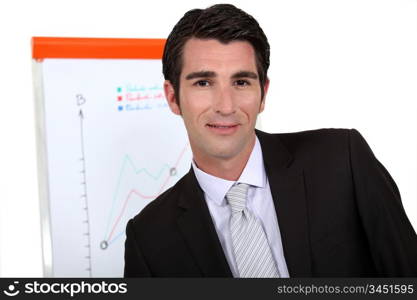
[[162, 4, 270, 104]]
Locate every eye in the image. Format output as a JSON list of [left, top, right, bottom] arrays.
[[193, 80, 211, 87], [234, 79, 250, 87]]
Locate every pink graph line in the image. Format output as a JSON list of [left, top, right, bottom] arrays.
[[107, 144, 189, 241]]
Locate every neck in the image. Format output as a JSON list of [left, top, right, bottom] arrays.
[[193, 134, 256, 181]]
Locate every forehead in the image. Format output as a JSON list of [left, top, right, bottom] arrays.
[[181, 38, 257, 74]]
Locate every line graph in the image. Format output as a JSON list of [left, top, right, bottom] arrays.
[[101, 143, 189, 248], [41, 58, 191, 277]]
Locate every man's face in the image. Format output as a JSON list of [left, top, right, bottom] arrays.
[[164, 38, 268, 164]]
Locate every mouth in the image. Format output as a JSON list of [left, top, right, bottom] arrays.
[[206, 123, 240, 135], [206, 124, 238, 128]]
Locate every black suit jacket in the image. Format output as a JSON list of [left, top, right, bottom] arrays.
[[124, 129, 417, 277]]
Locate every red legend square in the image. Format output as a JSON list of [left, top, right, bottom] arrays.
[[117, 96, 123, 101]]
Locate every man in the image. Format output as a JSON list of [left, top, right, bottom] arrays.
[[124, 4, 417, 277]]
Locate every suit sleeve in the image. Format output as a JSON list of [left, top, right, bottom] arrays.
[[349, 129, 417, 276], [124, 219, 152, 277]]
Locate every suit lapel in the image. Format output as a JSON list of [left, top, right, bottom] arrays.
[[256, 130, 313, 277], [176, 168, 233, 277]]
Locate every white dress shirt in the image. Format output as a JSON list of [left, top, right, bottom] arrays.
[[192, 137, 290, 277]]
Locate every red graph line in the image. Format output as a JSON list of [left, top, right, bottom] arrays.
[[107, 144, 189, 241]]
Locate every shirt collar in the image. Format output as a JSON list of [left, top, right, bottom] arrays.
[[192, 136, 266, 206]]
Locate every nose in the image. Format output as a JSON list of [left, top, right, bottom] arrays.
[[213, 86, 236, 115]]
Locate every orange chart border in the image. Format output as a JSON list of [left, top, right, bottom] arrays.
[[32, 37, 166, 59]]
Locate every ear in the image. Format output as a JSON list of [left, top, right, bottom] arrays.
[[259, 78, 270, 113], [164, 80, 181, 115]]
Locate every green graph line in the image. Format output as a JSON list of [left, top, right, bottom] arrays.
[[103, 155, 170, 238]]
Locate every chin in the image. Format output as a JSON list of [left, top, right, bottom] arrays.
[[209, 146, 241, 160]]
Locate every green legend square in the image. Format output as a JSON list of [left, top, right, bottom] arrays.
[[117, 87, 122, 93]]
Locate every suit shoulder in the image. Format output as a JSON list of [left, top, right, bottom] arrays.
[[265, 128, 367, 166], [278, 128, 350, 141], [274, 128, 353, 152]]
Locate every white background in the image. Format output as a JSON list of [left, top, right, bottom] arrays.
[[0, 0, 416, 277]]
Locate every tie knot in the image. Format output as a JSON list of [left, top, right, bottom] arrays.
[[226, 183, 250, 213]]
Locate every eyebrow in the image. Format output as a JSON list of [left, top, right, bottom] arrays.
[[231, 71, 258, 80], [185, 71, 216, 80], [185, 70, 258, 80]]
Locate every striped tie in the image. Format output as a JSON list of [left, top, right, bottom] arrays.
[[226, 183, 279, 278]]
